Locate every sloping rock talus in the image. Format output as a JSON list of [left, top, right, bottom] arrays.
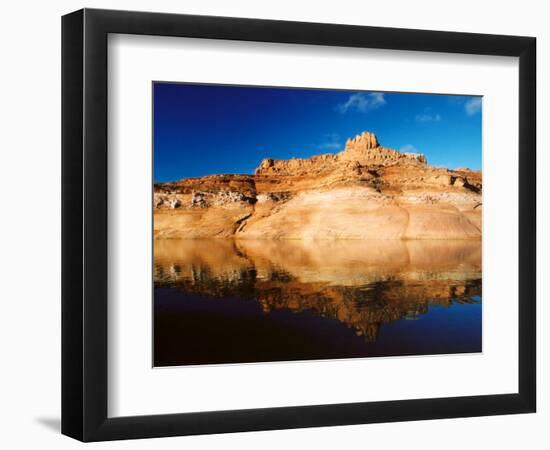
[[154, 131, 482, 240]]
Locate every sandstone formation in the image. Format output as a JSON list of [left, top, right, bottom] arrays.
[[154, 131, 482, 240]]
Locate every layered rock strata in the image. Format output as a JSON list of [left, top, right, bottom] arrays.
[[154, 131, 482, 240]]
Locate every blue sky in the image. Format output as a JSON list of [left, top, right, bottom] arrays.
[[154, 83, 482, 182]]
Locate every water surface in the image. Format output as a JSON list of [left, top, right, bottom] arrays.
[[154, 239, 481, 366]]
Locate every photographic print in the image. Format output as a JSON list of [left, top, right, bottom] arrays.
[[153, 83, 482, 367]]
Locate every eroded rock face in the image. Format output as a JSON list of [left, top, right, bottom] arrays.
[[340, 131, 427, 166], [154, 131, 482, 240], [254, 131, 427, 177]]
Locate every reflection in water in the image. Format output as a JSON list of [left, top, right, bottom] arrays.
[[154, 239, 482, 366]]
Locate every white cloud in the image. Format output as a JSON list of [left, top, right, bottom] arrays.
[[415, 113, 441, 123], [400, 144, 418, 153], [318, 142, 341, 150], [465, 97, 482, 116], [336, 92, 386, 114], [317, 133, 342, 151]]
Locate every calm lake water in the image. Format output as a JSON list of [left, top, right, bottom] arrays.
[[154, 239, 482, 367]]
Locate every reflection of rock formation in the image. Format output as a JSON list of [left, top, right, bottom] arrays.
[[154, 239, 481, 341], [153, 131, 482, 239]]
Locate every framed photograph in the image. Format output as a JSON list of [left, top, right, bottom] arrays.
[[62, 8, 536, 441]]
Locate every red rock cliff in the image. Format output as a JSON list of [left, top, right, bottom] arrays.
[[154, 131, 482, 240]]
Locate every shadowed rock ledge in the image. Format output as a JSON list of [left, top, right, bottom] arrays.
[[154, 131, 482, 240]]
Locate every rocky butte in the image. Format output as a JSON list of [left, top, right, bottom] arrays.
[[154, 131, 482, 240]]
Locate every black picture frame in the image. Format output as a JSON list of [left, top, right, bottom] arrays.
[[62, 8, 536, 442]]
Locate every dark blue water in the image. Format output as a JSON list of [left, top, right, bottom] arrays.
[[154, 289, 481, 366], [153, 239, 482, 366]]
